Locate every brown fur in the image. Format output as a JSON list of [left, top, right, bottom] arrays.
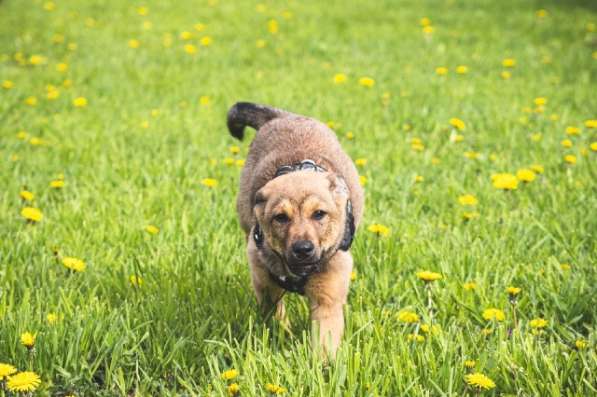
[[232, 105, 364, 357]]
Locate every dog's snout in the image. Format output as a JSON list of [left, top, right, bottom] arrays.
[[292, 240, 315, 259]]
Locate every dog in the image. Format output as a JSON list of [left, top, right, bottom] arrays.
[[227, 102, 364, 356]]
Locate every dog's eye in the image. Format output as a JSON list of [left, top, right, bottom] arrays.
[[312, 210, 327, 221], [273, 213, 290, 223]]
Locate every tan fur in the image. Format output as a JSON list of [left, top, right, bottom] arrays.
[[235, 111, 364, 357]]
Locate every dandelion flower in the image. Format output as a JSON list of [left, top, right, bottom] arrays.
[[345, 131, 354, 140], [221, 369, 239, 381], [50, 179, 65, 188], [29, 55, 47, 65], [458, 194, 478, 206], [267, 19, 279, 34], [416, 271, 442, 282], [449, 118, 465, 130], [200, 36, 213, 46], [516, 169, 536, 182], [407, 333, 425, 343], [456, 65, 469, 74], [462, 211, 479, 220], [358, 77, 375, 87], [464, 360, 476, 368], [464, 372, 495, 390], [506, 287, 521, 296], [500, 71, 512, 80], [420, 324, 441, 335], [367, 224, 390, 237], [129, 275, 143, 287], [201, 178, 218, 188], [24, 96, 38, 106], [56, 62, 68, 72], [565, 126, 581, 135], [333, 73, 347, 84], [561, 139, 573, 148], [463, 282, 477, 291], [62, 257, 86, 272], [6, 371, 41, 392], [256, 39, 266, 48], [229, 145, 240, 155], [420, 17, 431, 26], [563, 155, 576, 165], [20, 332, 35, 348], [585, 119, 597, 129], [21, 207, 43, 222], [46, 313, 59, 325], [529, 318, 548, 329], [194, 22, 206, 31], [414, 175, 424, 183], [398, 310, 420, 323], [482, 308, 505, 321], [2, 80, 14, 89], [422, 26, 434, 34], [227, 383, 240, 396], [359, 175, 367, 186], [265, 383, 287, 394], [502, 58, 516, 67], [20, 190, 34, 202], [435, 66, 448, 76], [128, 39, 140, 48], [575, 339, 587, 349], [137, 6, 149, 16], [0, 363, 17, 380], [179, 31, 193, 40], [530, 164, 544, 174], [350, 270, 357, 281], [184, 44, 198, 54], [73, 97, 87, 107], [491, 173, 518, 190], [145, 225, 159, 234]]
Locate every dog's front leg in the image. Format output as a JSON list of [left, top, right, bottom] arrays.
[[306, 250, 352, 358], [248, 244, 286, 321]]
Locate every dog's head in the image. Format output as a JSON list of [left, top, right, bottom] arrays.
[[253, 171, 354, 277]]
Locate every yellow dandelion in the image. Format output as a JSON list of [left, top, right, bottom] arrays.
[[482, 308, 505, 321], [345, 131, 354, 140], [2, 79, 14, 89], [560, 263, 571, 271], [0, 363, 17, 380], [6, 371, 41, 392], [333, 73, 347, 84], [56, 62, 68, 72], [73, 97, 87, 107], [223, 157, 235, 166], [63, 79, 73, 88], [420, 17, 431, 27], [20, 190, 34, 202], [128, 39, 140, 48], [359, 175, 367, 186], [142, 20, 153, 30], [179, 31, 193, 40], [422, 26, 434, 34], [449, 118, 465, 130], [456, 65, 469, 74], [502, 58, 516, 67], [414, 175, 424, 183], [221, 369, 238, 381], [435, 66, 448, 76], [201, 178, 218, 188], [407, 333, 425, 343], [229, 145, 240, 155], [200, 36, 213, 46], [199, 96, 211, 106], [464, 151, 480, 159], [145, 225, 159, 234], [463, 282, 477, 291], [491, 173, 518, 190], [184, 44, 198, 54], [20, 332, 35, 348], [563, 154, 576, 165], [530, 164, 544, 174], [500, 70, 512, 80], [565, 126, 581, 135], [575, 339, 587, 349], [529, 318, 548, 329], [458, 194, 478, 206], [585, 119, 597, 129], [255, 39, 267, 48], [129, 275, 143, 287], [530, 132, 542, 142], [464, 360, 476, 368], [265, 383, 287, 394], [506, 286, 521, 296], [21, 207, 43, 222], [24, 96, 38, 106], [47, 88, 60, 100], [350, 270, 357, 281], [416, 271, 442, 282], [194, 22, 206, 31], [398, 310, 419, 323], [590, 142, 597, 152], [62, 257, 86, 272], [67, 42, 78, 51], [136, 6, 149, 16], [462, 211, 479, 220], [29, 55, 47, 65], [464, 372, 495, 390], [50, 179, 65, 188], [516, 168, 536, 182], [367, 224, 390, 237], [561, 139, 573, 148], [235, 159, 245, 167], [358, 77, 375, 87], [536, 9, 548, 18], [46, 312, 59, 325], [227, 383, 240, 396], [267, 19, 279, 34], [420, 324, 441, 335]]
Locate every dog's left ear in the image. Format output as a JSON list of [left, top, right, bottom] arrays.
[[328, 174, 355, 251]]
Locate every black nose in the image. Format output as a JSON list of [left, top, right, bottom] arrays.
[[292, 240, 315, 259]]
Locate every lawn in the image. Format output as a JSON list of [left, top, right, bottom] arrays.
[[1, 0, 596, 395]]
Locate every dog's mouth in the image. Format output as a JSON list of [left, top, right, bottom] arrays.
[[287, 261, 321, 277]]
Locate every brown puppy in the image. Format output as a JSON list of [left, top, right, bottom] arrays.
[[227, 102, 364, 356]]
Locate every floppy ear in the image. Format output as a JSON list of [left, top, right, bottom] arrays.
[[328, 174, 355, 251]]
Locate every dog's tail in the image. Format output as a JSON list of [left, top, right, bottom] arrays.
[[227, 102, 293, 140]]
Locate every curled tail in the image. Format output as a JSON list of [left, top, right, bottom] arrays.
[[227, 102, 293, 140]]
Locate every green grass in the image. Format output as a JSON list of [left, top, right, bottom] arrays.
[[1, 0, 596, 395]]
